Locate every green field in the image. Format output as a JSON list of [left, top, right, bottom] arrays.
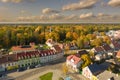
[[39, 72, 53, 80]]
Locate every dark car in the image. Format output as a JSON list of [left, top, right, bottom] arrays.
[[17, 67, 26, 72], [29, 65, 35, 69]]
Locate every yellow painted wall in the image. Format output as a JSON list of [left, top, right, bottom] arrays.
[[92, 75, 98, 80]]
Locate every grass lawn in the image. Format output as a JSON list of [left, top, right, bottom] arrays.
[[39, 72, 53, 80]]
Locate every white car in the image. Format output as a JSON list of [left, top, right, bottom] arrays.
[[35, 64, 41, 68]]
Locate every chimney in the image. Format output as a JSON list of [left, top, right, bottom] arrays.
[[30, 42, 35, 46]]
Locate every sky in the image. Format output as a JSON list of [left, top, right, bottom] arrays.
[[0, 0, 120, 23]]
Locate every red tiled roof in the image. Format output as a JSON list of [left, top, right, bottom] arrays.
[[52, 45, 62, 52], [0, 54, 18, 65], [0, 49, 58, 64], [11, 45, 35, 52], [102, 44, 112, 52], [0, 56, 8, 64], [38, 50, 55, 57], [67, 55, 81, 64], [111, 41, 120, 49], [76, 50, 88, 57], [94, 46, 104, 52], [116, 51, 120, 58]]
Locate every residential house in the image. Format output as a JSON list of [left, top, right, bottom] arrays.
[[114, 30, 120, 39], [110, 40, 120, 51], [51, 45, 64, 57], [0, 44, 64, 71], [0, 54, 18, 71], [64, 42, 78, 50], [76, 50, 88, 57], [39, 50, 56, 63], [102, 44, 113, 58], [84, 42, 90, 48], [46, 39, 56, 47], [17, 51, 40, 68], [11, 43, 36, 53], [106, 30, 115, 38], [97, 70, 120, 80], [116, 51, 120, 59], [0, 66, 6, 77], [66, 55, 83, 72], [82, 62, 110, 80], [40, 45, 64, 63], [91, 47, 104, 55], [91, 47, 106, 61]]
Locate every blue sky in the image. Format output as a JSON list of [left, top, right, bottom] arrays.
[[0, 0, 120, 22]]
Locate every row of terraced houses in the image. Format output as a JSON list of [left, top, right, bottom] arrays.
[[0, 41, 64, 77]]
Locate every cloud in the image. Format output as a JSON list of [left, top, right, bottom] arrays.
[[49, 14, 64, 20], [17, 14, 65, 21], [80, 12, 94, 19], [39, 15, 48, 20], [1, 0, 35, 3], [1, 0, 21, 3], [96, 13, 120, 22], [16, 12, 120, 22], [62, 0, 98, 11], [65, 14, 79, 20], [42, 8, 60, 14], [17, 16, 37, 21], [97, 13, 115, 19], [108, 0, 120, 7], [20, 10, 26, 14]]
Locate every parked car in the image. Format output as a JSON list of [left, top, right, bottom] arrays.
[[35, 64, 41, 68], [17, 67, 26, 72], [29, 65, 35, 69]]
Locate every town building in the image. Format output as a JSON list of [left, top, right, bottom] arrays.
[[46, 39, 56, 47], [102, 44, 113, 58], [66, 55, 83, 72], [11, 43, 36, 53], [0, 45, 64, 72], [116, 51, 120, 59], [110, 40, 120, 51], [82, 62, 110, 80], [91, 47, 106, 61]]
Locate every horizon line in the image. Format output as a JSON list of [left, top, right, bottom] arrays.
[[0, 22, 120, 24]]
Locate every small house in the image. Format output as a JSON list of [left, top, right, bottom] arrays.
[[66, 55, 83, 72], [82, 62, 110, 80]]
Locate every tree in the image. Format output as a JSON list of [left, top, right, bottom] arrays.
[[62, 63, 68, 75], [72, 32, 78, 40], [81, 54, 92, 69], [103, 36, 111, 44], [77, 37, 84, 49], [91, 38, 103, 47], [66, 32, 72, 41], [45, 32, 60, 42], [100, 32, 106, 36]]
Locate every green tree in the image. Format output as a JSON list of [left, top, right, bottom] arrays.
[[81, 54, 92, 69], [77, 37, 84, 49]]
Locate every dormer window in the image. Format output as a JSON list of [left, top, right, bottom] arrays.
[[42, 54, 43, 57], [18, 57, 21, 60], [71, 59, 74, 63], [45, 53, 47, 56]]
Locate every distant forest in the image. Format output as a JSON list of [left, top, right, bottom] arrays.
[[0, 24, 120, 48]]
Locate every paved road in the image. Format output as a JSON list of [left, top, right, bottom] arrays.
[[8, 63, 62, 80], [7, 57, 87, 80], [7, 57, 65, 80]]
